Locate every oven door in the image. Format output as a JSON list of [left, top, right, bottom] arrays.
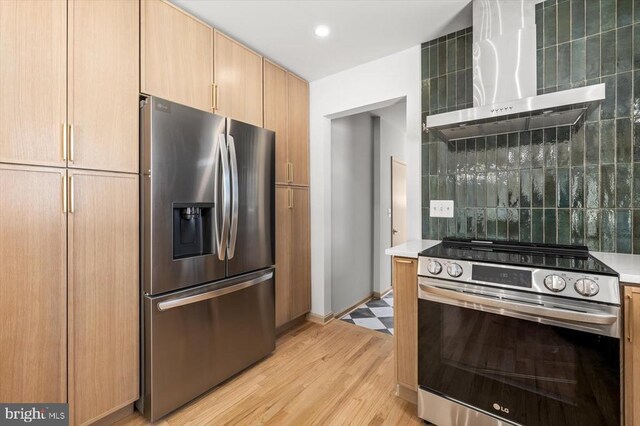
[[418, 277, 621, 426]]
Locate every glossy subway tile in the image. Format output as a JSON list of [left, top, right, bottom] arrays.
[[571, 166, 585, 208], [616, 209, 632, 253], [571, 209, 585, 245], [601, 0, 616, 32], [571, 0, 586, 39], [600, 209, 616, 252], [520, 209, 532, 242], [617, 163, 632, 207], [585, 0, 601, 36], [508, 209, 519, 241], [544, 209, 557, 243], [600, 164, 617, 208], [558, 209, 571, 244]]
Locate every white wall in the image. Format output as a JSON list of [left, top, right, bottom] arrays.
[[330, 113, 374, 314], [371, 102, 407, 296], [309, 45, 421, 317]]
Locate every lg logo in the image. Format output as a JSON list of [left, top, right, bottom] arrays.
[[493, 403, 510, 414]]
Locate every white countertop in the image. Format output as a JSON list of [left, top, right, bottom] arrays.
[[384, 240, 440, 258], [591, 251, 640, 284], [386, 240, 640, 284]]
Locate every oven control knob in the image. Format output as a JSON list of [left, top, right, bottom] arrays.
[[427, 260, 442, 275], [575, 278, 599, 297], [447, 263, 463, 278], [543, 275, 566, 292]]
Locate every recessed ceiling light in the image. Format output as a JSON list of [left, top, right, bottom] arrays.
[[314, 25, 330, 38]]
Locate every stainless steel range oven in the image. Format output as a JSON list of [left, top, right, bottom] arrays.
[[417, 239, 622, 426]]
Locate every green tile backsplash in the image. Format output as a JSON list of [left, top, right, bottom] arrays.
[[421, 0, 640, 254]]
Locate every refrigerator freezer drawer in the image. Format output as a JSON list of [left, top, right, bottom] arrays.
[[142, 269, 275, 422]]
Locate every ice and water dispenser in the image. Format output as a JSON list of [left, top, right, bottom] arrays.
[[172, 203, 214, 259]]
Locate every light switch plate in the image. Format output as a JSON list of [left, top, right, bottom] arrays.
[[430, 200, 454, 218]]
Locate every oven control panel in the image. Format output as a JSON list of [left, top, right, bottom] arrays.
[[418, 256, 620, 305]]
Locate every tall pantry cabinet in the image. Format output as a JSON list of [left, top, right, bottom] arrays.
[[0, 1, 139, 424], [264, 59, 311, 328]]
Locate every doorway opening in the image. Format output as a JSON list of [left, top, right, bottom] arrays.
[[329, 99, 407, 335]]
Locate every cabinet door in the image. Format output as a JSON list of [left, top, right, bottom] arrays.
[[141, 0, 213, 112], [275, 186, 292, 328], [264, 60, 288, 184], [625, 286, 640, 426], [0, 0, 66, 167], [68, 171, 139, 425], [214, 31, 263, 127], [287, 74, 309, 186], [68, 0, 139, 173], [394, 257, 417, 392], [289, 187, 311, 319], [0, 165, 67, 403]]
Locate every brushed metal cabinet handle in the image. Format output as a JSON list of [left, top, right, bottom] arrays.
[[62, 173, 68, 213], [69, 175, 75, 213], [627, 294, 634, 343], [211, 83, 216, 111], [396, 259, 413, 264], [69, 124, 75, 163], [62, 123, 67, 161]]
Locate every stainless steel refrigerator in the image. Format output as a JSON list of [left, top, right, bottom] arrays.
[[138, 97, 275, 421]]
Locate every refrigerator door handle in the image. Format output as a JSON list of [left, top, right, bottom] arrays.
[[156, 271, 274, 311], [214, 133, 231, 261], [227, 134, 239, 259]]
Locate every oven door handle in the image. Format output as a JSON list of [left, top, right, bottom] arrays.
[[419, 284, 618, 326]]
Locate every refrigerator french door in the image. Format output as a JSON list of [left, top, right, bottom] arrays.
[[139, 97, 275, 421]]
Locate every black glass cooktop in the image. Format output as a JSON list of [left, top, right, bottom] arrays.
[[419, 238, 618, 276]]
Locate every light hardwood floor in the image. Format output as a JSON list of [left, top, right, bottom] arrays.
[[117, 320, 421, 426]]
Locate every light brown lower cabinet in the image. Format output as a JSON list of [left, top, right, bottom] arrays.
[[275, 185, 310, 328], [0, 167, 139, 424], [625, 285, 640, 426], [0, 165, 67, 403], [67, 170, 139, 425], [393, 256, 417, 403]]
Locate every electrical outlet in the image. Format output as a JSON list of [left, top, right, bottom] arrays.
[[430, 200, 454, 218]]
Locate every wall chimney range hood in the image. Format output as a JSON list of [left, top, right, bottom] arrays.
[[426, 0, 605, 142]]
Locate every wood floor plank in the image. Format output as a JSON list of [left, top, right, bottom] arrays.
[[117, 321, 421, 426]]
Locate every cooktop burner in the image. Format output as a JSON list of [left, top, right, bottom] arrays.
[[420, 238, 617, 276]]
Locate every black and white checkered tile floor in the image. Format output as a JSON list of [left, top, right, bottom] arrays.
[[340, 291, 394, 335]]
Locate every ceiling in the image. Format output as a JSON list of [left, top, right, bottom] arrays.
[[171, 0, 473, 82]]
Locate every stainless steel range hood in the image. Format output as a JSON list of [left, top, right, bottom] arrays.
[[426, 0, 605, 141]]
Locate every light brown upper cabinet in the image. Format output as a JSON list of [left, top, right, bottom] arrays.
[[0, 165, 67, 403], [275, 186, 311, 327], [264, 60, 288, 184], [0, 0, 139, 173], [214, 31, 263, 127], [625, 285, 640, 426], [287, 73, 309, 186], [68, 0, 139, 173], [68, 170, 139, 425], [141, 0, 213, 112], [264, 62, 309, 186], [0, 0, 67, 167]]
